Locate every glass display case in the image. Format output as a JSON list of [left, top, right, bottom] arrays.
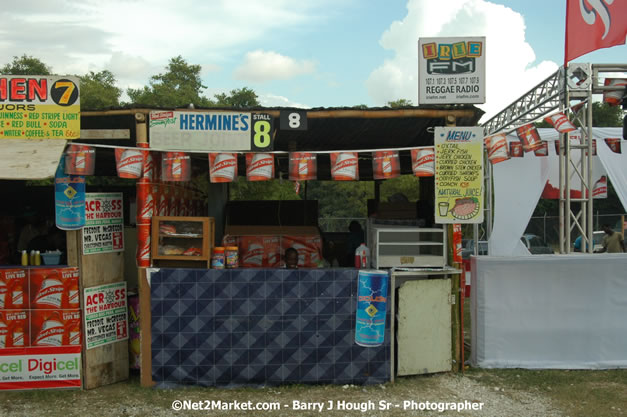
[[151, 216, 214, 266], [369, 225, 447, 268]]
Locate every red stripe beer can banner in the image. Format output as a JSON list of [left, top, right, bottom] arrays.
[[372, 151, 400, 180], [246, 153, 274, 181], [136, 179, 153, 224], [288, 152, 317, 181], [136, 223, 151, 268], [485, 134, 509, 164], [162, 152, 191, 182], [533, 141, 549, 157], [411, 147, 435, 176], [510, 142, 523, 157], [605, 138, 622, 153], [516, 124, 543, 152], [330, 152, 359, 180], [115, 148, 144, 179], [544, 112, 576, 133], [64, 145, 96, 175], [603, 79, 627, 106], [209, 153, 237, 183]]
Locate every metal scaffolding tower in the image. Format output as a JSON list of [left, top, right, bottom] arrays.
[[482, 63, 627, 254]]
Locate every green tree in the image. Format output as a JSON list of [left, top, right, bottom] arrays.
[[1, 55, 52, 75], [79, 70, 121, 110], [229, 179, 300, 201], [127, 56, 214, 107], [213, 87, 260, 107], [387, 98, 413, 108], [591, 102, 623, 127]]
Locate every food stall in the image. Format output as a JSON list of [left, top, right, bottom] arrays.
[[1, 102, 483, 389], [125, 106, 482, 387]]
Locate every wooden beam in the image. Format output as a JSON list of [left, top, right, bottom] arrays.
[[78, 129, 130, 140]]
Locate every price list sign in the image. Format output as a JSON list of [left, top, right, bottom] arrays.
[[434, 127, 484, 224], [0, 75, 80, 139]]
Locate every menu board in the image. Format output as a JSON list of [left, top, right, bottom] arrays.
[[434, 127, 484, 224], [0, 75, 80, 139]]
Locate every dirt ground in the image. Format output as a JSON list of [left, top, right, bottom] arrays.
[[1, 368, 626, 417]]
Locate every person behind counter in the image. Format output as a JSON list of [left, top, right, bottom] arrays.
[[345, 220, 364, 266], [284, 247, 299, 269]]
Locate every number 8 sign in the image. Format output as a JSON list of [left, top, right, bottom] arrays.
[[280, 110, 307, 130], [251, 113, 274, 151]]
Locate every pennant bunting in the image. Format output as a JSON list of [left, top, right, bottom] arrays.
[[64, 144, 96, 175], [484, 134, 509, 164], [209, 153, 238, 183], [411, 147, 435, 176], [516, 124, 543, 152], [289, 152, 317, 181], [161, 152, 191, 182], [330, 152, 359, 180], [544, 112, 577, 133], [246, 153, 274, 181], [372, 151, 400, 180]]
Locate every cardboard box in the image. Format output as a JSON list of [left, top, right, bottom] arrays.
[[0, 268, 27, 310]]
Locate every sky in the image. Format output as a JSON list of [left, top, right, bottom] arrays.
[[1, 0, 625, 121]]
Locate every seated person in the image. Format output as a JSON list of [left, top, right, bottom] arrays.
[[284, 247, 299, 269]]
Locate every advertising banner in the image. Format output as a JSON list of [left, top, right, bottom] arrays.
[[149, 110, 253, 151], [84, 282, 128, 350], [55, 158, 85, 230], [418, 37, 485, 105], [0, 346, 81, 390], [83, 193, 124, 255], [0, 75, 80, 139], [435, 127, 484, 224]]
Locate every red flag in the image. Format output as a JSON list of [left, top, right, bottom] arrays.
[[565, 0, 627, 65]]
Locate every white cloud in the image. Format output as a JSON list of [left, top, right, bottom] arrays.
[[0, 0, 333, 94], [366, 0, 559, 120], [259, 93, 310, 108], [234, 50, 316, 83]]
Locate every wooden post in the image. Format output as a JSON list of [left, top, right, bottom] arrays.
[[135, 113, 155, 387]]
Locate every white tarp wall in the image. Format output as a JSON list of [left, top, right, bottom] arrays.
[[471, 255, 627, 368], [489, 128, 626, 256]]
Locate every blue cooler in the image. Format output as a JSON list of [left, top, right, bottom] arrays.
[[355, 269, 389, 347]]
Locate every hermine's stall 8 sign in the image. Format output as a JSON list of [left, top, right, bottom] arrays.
[[418, 37, 485, 105], [82, 193, 124, 255], [0, 75, 80, 139], [149, 110, 274, 152], [434, 127, 484, 224], [84, 282, 128, 350]]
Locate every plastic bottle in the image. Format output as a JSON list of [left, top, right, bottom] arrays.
[[34, 250, 41, 266], [21, 250, 28, 266], [29, 250, 36, 266], [211, 247, 226, 269], [354, 243, 370, 268]]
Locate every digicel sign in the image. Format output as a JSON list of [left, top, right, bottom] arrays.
[[0, 349, 81, 390]]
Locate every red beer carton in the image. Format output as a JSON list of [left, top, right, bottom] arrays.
[[30, 267, 80, 310], [0, 268, 28, 310], [282, 236, 322, 268], [30, 309, 81, 347], [0, 310, 29, 348]]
